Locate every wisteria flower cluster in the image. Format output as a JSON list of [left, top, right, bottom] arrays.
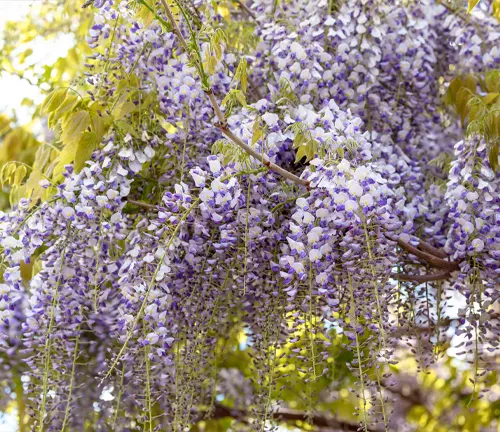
[[0, 0, 499, 430]]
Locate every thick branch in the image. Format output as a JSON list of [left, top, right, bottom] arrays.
[[208, 404, 370, 431], [415, 239, 448, 259], [385, 234, 459, 271], [398, 240, 458, 270], [160, 0, 309, 189], [393, 270, 451, 282]]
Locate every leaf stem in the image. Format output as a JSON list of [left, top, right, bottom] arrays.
[[61, 331, 80, 431]]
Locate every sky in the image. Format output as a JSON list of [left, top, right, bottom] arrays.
[[0, 1, 38, 124], [0, 0, 73, 125]]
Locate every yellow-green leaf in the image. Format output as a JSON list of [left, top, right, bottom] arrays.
[[252, 120, 263, 145], [217, 4, 231, 22], [463, 74, 477, 94], [489, 143, 499, 171], [61, 110, 91, 147], [0, 114, 11, 135], [467, 97, 484, 121], [483, 92, 499, 105], [295, 145, 308, 163], [33, 143, 57, 174], [113, 101, 136, 121], [48, 93, 79, 129], [156, 113, 177, 134], [54, 145, 78, 178], [91, 115, 112, 144], [494, 0, 500, 18], [42, 88, 69, 115], [485, 70, 500, 93], [240, 68, 247, 93], [24, 169, 43, 200], [54, 112, 91, 178], [9, 185, 19, 207], [467, 0, 481, 13], [233, 58, 248, 93], [75, 132, 97, 172], [19, 48, 33, 64], [445, 77, 463, 105], [137, 2, 155, 26], [456, 88, 471, 124], [13, 165, 27, 186], [235, 90, 246, 106]]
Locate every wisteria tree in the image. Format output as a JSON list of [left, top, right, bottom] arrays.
[[0, 0, 499, 430]]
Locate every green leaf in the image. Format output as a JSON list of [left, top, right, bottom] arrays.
[[221, 89, 246, 116], [252, 118, 263, 145], [485, 70, 500, 93], [18, 48, 33, 64], [137, 0, 173, 29], [467, 0, 481, 13], [455, 88, 471, 125], [212, 139, 249, 165], [91, 115, 111, 144], [295, 144, 308, 163], [116, 121, 139, 137], [240, 59, 248, 92], [42, 88, 69, 115], [466, 96, 484, 122], [233, 58, 248, 93], [489, 142, 499, 171], [61, 110, 91, 147], [445, 77, 463, 105], [13, 165, 27, 186], [48, 93, 79, 129], [463, 74, 477, 94], [483, 92, 499, 105], [235, 90, 246, 106], [113, 101, 136, 121], [75, 132, 97, 173]]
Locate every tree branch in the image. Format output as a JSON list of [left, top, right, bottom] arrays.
[[207, 404, 371, 431], [393, 270, 451, 282], [415, 239, 448, 259], [233, 0, 257, 20], [215, 122, 310, 187], [159, 0, 190, 52], [159, 0, 310, 189], [385, 234, 459, 271]]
